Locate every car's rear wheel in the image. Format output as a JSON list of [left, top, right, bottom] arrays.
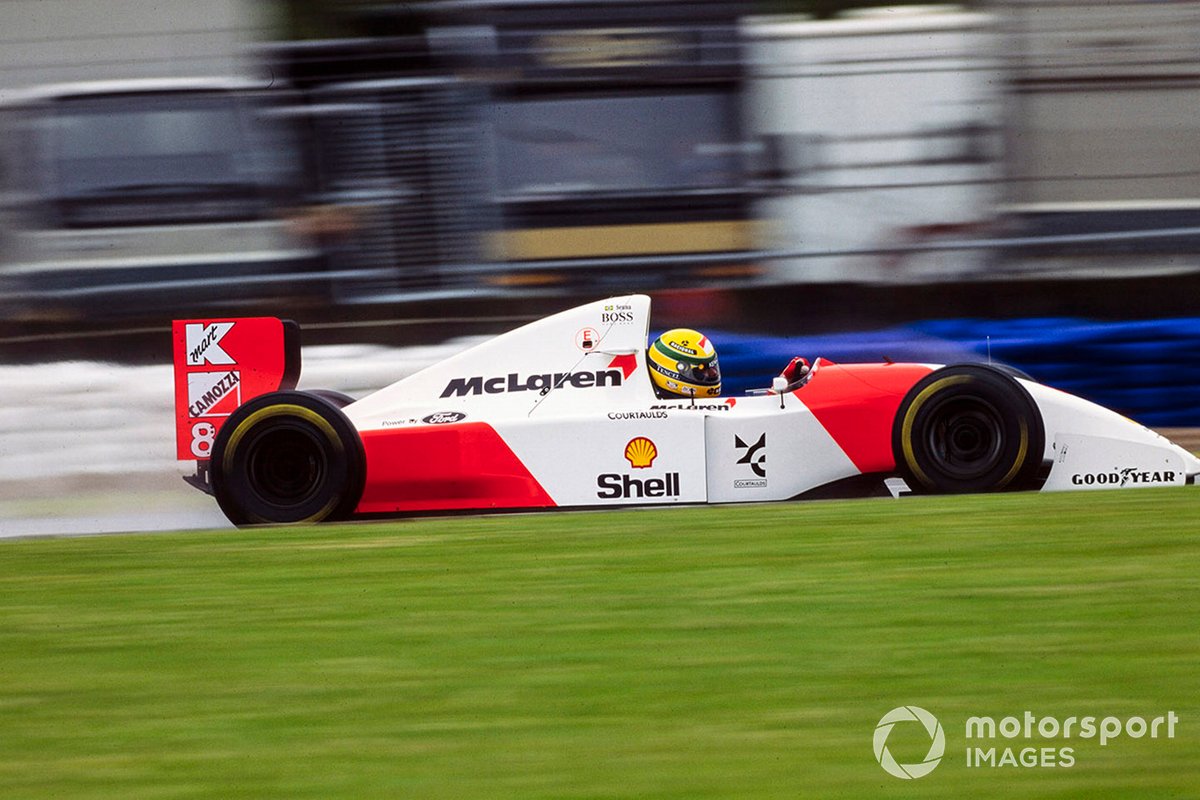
[[892, 365, 1045, 494], [210, 391, 365, 525], [303, 389, 356, 409]]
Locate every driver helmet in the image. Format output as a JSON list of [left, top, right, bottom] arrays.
[[648, 329, 721, 398]]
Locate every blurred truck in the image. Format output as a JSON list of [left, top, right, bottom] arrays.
[[435, 0, 765, 292], [264, 0, 769, 301], [0, 0, 324, 321], [0, 79, 323, 319]]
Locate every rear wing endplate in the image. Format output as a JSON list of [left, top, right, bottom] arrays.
[[171, 318, 301, 462]]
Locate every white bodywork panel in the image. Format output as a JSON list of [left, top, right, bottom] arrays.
[[703, 403, 859, 503], [1043, 434, 1188, 491], [497, 414, 708, 506], [345, 295, 657, 429], [1024, 381, 1200, 490]]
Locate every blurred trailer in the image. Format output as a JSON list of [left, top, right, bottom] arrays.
[[994, 0, 1200, 267], [265, 0, 769, 301], [745, 6, 1004, 284]]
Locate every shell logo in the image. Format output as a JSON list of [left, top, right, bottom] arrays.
[[624, 437, 658, 469]]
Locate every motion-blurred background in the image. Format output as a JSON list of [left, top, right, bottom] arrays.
[[3, 0, 1200, 531]]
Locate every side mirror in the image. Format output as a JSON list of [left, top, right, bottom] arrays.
[[772, 375, 789, 409]]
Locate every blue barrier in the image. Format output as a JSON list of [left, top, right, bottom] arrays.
[[686, 319, 1200, 427]]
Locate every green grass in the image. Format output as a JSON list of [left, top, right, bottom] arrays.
[[2, 490, 1199, 798]]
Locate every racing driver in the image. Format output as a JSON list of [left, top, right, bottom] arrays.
[[647, 329, 722, 398]]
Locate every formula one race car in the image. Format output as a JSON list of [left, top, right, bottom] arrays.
[[172, 295, 1200, 525]]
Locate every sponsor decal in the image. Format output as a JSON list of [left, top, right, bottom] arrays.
[[597, 472, 680, 499], [650, 402, 732, 412], [185, 321, 235, 366], [650, 359, 722, 397], [734, 433, 767, 487], [440, 369, 622, 398], [601, 302, 636, 325], [607, 411, 668, 420], [575, 327, 599, 352], [187, 369, 241, 418], [184, 322, 242, 419], [422, 411, 467, 425], [596, 436, 679, 499], [624, 437, 658, 468], [668, 340, 699, 356], [1071, 468, 1177, 487]]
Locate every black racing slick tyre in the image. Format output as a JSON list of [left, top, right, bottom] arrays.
[[210, 391, 366, 526], [892, 365, 1045, 494], [303, 389, 356, 409]]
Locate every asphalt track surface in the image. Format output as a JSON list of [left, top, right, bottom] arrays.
[[0, 338, 483, 539]]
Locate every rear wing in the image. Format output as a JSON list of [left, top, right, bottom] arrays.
[[171, 318, 301, 462]]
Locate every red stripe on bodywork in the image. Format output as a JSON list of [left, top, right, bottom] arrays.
[[355, 422, 555, 513], [796, 360, 934, 473]]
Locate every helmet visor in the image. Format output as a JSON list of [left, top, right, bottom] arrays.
[[679, 359, 720, 386]]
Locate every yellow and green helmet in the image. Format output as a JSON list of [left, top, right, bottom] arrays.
[[647, 328, 721, 398]]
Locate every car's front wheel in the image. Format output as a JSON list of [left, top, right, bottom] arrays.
[[210, 391, 365, 525], [892, 365, 1045, 494]]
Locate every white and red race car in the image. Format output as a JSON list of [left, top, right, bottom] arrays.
[[172, 295, 1200, 525]]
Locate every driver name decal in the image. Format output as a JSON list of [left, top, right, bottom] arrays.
[[441, 369, 623, 398]]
